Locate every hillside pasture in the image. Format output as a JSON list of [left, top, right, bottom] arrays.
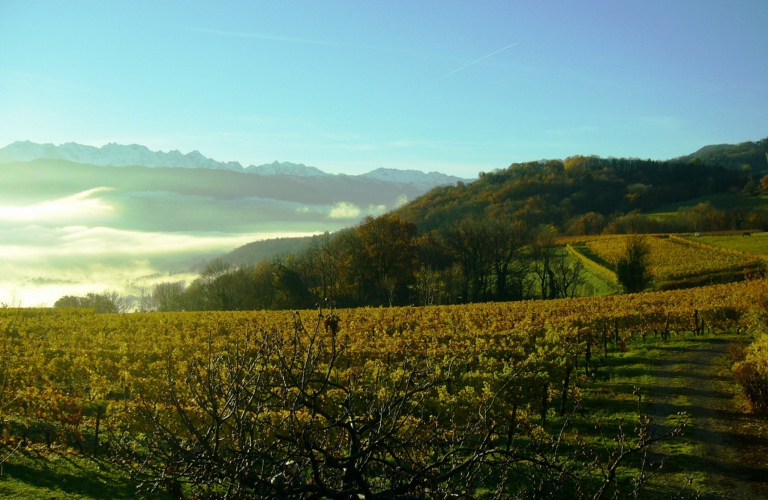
[[687, 232, 768, 256]]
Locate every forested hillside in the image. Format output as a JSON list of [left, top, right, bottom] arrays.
[[680, 136, 768, 172], [222, 236, 314, 267], [395, 154, 763, 234]]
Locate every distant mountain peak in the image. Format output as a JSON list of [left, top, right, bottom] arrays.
[[244, 161, 328, 177], [0, 141, 244, 171], [361, 167, 469, 191], [0, 140, 471, 190]]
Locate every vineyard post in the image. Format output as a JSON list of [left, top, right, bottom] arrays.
[[585, 333, 591, 377], [506, 400, 518, 450], [663, 313, 670, 341], [93, 405, 102, 457], [694, 310, 699, 336], [614, 318, 619, 347], [560, 363, 573, 416], [541, 383, 549, 428], [602, 322, 608, 356]]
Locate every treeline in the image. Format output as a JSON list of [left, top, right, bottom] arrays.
[[60, 205, 768, 313], [567, 201, 768, 235], [129, 214, 590, 312], [53, 292, 132, 313]]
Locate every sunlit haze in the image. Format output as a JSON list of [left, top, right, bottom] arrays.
[[1, 1, 767, 306]]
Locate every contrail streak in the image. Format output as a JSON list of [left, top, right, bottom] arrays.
[[438, 42, 518, 80]]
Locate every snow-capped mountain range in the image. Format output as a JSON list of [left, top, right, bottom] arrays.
[[0, 141, 470, 190], [244, 161, 327, 177], [361, 168, 468, 192]]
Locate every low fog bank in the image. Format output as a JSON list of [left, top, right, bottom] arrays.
[[0, 227, 318, 307], [0, 163, 413, 306]]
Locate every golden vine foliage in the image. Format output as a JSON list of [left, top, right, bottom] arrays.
[[563, 234, 761, 281], [0, 278, 765, 450]]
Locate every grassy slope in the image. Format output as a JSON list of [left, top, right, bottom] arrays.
[[567, 245, 622, 296]]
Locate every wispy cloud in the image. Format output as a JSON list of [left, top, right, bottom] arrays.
[[179, 26, 449, 61], [182, 26, 357, 48], [438, 42, 518, 80], [328, 202, 361, 219]]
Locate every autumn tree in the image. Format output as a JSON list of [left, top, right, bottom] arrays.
[[443, 219, 491, 302], [292, 232, 344, 304], [616, 235, 653, 293], [486, 218, 529, 301], [355, 214, 418, 305], [53, 291, 128, 313], [530, 228, 560, 300], [416, 229, 452, 272], [151, 281, 186, 311]]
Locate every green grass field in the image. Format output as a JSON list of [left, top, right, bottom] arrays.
[[686, 232, 768, 256]]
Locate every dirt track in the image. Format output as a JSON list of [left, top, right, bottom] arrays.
[[644, 337, 768, 499]]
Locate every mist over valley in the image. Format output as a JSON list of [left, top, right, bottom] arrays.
[[0, 142, 467, 306]]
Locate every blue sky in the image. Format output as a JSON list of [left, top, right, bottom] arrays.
[[1, 1, 766, 176]]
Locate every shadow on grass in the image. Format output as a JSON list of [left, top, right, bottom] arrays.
[[607, 382, 732, 401], [0, 451, 150, 500], [650, 447, 768, 485]]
